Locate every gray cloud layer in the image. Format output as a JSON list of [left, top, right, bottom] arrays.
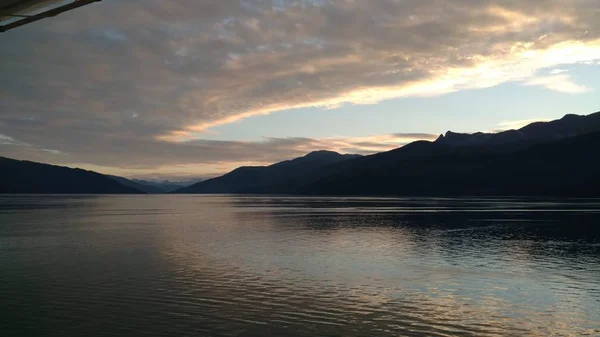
[[1, 0, 599, 175]]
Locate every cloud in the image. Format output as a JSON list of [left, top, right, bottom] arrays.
[[0, 133, 65, 158], [549, 68, 569, 74], [1, 0, 600, 173], [40, 149, 64, 155], [494, 118, 552, 131], [0, 134, 29, 147], [524, 74, 591, 93]]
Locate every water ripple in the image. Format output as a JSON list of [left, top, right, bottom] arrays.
[[1, 195, 599, 336]]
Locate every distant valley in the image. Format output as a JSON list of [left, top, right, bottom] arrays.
[[108, 176, 201, 193]]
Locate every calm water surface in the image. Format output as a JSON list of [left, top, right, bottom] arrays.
[[1, 195, 599, 336]]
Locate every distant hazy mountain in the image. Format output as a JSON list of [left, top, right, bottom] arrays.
[[108, 176, 164, 194], [175, 150, 361, 194], [0, 157, 143, 194], [107, 176, 200, 193], [132, 179, 200, 193], [294, 131, 600, 196], [435, 111, 600, 147]]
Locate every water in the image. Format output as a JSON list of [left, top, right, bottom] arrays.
[[1, 195, 599, 337]]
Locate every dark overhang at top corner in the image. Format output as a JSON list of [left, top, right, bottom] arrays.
[[1, 0, 101, 32]]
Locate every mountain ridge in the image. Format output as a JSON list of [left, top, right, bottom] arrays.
[[0, 157, 144, 194], [292, 131, 600, 196], [435, 111, 600, 147], [175, 150, 361, 194], [243, 111, 600, 196]]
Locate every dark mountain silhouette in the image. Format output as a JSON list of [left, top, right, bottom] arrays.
[[0, 156, 143, 194], [175, 150, 361, 194], [292, 131, 600, 196], [435, 111, 600, 147], [108, 176, 164, 194], [177, 112, 600, 197], [240, 112, 600, 196]]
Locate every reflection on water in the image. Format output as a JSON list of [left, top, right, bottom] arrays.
[[1, 195, 599, 336]]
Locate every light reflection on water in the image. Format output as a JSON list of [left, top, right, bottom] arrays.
[[1, 195, 599, 336]]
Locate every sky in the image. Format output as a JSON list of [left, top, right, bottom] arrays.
[[1, 0, 599, 180]]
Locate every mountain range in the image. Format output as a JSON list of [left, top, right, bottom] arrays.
[[176, 111, 600, 196], [1, 111, 599, 196], [289, 130, 600, 196]]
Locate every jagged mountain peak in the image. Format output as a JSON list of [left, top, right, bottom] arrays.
[[436, 112, 600, 147]]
